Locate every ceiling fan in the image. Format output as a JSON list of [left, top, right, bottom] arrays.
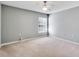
[[42, 1, 48, 11], [42, 1, 53, 11]]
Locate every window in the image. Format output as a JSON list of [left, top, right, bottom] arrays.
[[38, 17, 47, 33]]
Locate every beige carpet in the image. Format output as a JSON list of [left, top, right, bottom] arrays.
[[0, 37, 79, 57]]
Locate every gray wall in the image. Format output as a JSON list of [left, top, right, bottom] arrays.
[[1, 5, 47, 44], [0, 3, 1, 44], [49, 6, 79, 43]]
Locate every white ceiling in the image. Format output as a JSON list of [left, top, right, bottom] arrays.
[[1, 1, 79, 14]]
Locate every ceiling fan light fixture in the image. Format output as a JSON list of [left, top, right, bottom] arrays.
[[42, 6, 48, 11], [42, 1, 48, 11]]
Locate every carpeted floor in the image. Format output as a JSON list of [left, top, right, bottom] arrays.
[[0, 37, 79, 57]]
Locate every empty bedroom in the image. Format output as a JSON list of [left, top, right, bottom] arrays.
[[0, 0, 79, 57]]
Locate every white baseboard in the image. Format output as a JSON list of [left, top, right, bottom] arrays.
[[1, 38, 32, 47], [1, 36, 46, 47], [2, 36, 78, 48], [1, 39, 34, 47], [53, 36, 79, 46], [1, 41, 20, 47]]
